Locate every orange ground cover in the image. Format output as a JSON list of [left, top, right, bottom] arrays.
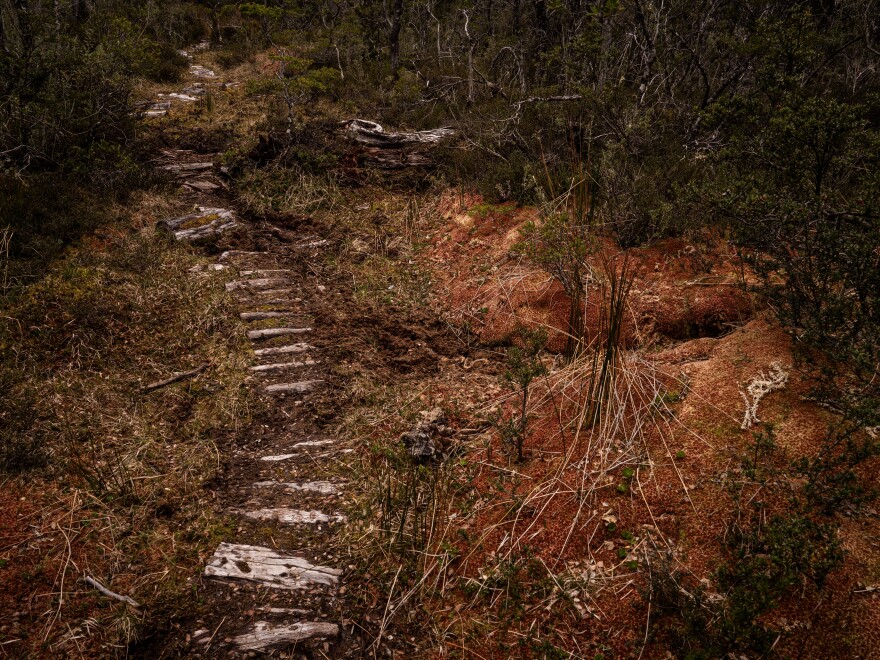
[[416, 191, 880, 657]]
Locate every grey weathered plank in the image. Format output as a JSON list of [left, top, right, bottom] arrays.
[[204, 542, 340, 590], [234, 621, 338, 651]]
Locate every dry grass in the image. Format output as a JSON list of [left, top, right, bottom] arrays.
[[334, 189, 879, 657], [235, 165, 343, 217], [0, 225, 251, 655]]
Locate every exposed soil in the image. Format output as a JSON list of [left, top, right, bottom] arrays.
[[406, 191, 880, 658]]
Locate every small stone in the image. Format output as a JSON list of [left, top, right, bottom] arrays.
[[400, 408, 448, 463]]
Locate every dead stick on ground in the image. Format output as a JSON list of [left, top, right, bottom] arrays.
[[83, 576, 141, 608], [204, 615, 227, 653], [142, 364, 209, 393]]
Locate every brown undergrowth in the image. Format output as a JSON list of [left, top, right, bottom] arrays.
[[335, 188, 880, 658], [0, 191, 251, 656], [76, 43, 876, 657]]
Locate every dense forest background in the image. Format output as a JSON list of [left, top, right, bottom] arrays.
[[4, 0, 878, 460], [1, 0, 879, 656]]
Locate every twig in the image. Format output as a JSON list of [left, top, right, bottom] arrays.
[[142, 364, 209, 393], [204, 615, 227, 653], [373, 564, 402, 657], [83, 576, 141, 608]]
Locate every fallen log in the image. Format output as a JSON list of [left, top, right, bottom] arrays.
[[234, 621, 339, 651], [343, 119, 454, 147]]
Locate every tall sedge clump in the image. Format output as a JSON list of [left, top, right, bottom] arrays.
[[583, 252, 634, 427]]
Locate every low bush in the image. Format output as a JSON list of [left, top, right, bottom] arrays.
[[648, 428, 845, 657], [0, 367, 45, 473]]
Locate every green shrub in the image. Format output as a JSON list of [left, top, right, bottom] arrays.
[[705, 12, 880, 427], [496, 326, 548, 462], [0, 367, 44, 473], [648, 426, 845, 657]]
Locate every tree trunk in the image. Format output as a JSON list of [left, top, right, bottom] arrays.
[[1, 0, 28, 57], [71, 0, 91, 22], [210, 5, 222, 43], [532, 0, 546, 38], [0, 0, 20, 55], [462, 10, 475, 104], [389, 0, 404, 80]]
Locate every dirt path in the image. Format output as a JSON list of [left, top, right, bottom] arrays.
[[140, 54, 362, 659]]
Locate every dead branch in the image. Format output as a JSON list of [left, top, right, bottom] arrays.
[[512, 94, 584, 107], [142, 364, 209, 393], [343, 119, 455, 146], [83, 576, 141, 608]]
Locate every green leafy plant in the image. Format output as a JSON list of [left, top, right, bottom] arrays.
[[517, 149, 598, 359], [497, 325, 548, 462], [795, 421, 880, 514]]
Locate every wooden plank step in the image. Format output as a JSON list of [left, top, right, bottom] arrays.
[[184, 179, 221, 191], [249, 359, 317, 373], [204, 542, 340, 590], [247, 327, 311, 340], [161, 161, 213, 172], [253, 481, 341, 495], [219, 250, 265, 260], [254, 343, 313, 357], [188, 263, 227, 273], [260, 439, 337, 462], [256, 288, 294, 297], [260, 453, 297, 462], [157, 208, 237, 243], [226, 278, 287, 292], [291, 439, 337, 449], [241, 269, 292, 277], [190, 64, 216, 78], [234, 621, 338, 652], [296, 239, 329, 249], [240, 311, 290, 321], [242, 508, 345, 524], [265, 380, 323, 393], [144, 101, 170, 117]]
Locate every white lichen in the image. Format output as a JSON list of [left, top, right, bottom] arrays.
[[740, 361, 789, 430]]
